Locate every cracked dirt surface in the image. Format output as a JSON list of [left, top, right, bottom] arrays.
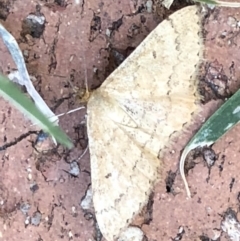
[[1, 1, 240, 241]]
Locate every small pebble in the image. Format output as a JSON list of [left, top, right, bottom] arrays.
[[25, 216, 31, 225], [20, 202, 31, 214], [30, 183, 39, 193], [80, 186, 93, 210], [146, 0, 153, 13], [31, 211, 42, 226], [28, 173, 32, 180], [26, 14, 45, 25], [69, 161, 80, 177], [68, 230, 73, 238], [117, 227, 144, 241], [106, 28, 111, 37], [35, 131, 49, 143], [203, 148, 217, 167]]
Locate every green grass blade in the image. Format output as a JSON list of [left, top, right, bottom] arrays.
[[194, 0, 240, 7], [180, 89, 240, 197], [194, 0, 218, 4], [0, 74, 73, 149]]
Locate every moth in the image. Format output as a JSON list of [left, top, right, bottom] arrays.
[[87, 5, 202, 241]]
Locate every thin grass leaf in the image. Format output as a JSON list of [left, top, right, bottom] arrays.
[[194, 0, 240, 7], [180, 89, 240, 197], [0, 74, 73, 149], [0, 23, 58, 123], [194, 0, 218, 4]]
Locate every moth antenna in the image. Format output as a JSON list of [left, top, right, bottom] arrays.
[[76, 145, 89, 162], [82, 51, 90, 98]]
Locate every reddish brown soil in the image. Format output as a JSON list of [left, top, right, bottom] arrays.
[[1, 1, 240, 241]]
